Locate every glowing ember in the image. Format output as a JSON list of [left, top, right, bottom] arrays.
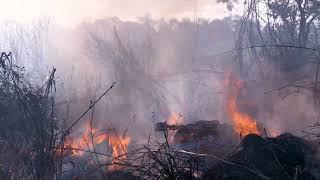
[[108, 134, 131, 171], [225, 73, 260, 136]]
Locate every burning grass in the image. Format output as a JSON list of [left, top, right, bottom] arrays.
[[0, 52, 319, 180], [63, 124, 107, 157], [108, 134, 131, 171], [57, 122, 132, 172]]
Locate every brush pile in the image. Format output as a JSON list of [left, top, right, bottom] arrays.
[[0, 52, 58, 179], [156, 120, 320, 180], [156, 120, 238, 156], [204, 133, 319, 180]]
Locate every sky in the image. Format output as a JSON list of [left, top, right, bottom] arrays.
[[0, 0, 240, 27]]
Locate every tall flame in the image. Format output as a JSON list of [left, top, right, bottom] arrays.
[[225, 73, 260, 136], [166, 113, 183, 143], [108, 135, 131, 171]]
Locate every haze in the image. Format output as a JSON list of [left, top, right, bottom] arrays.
[[0, 0, 240, 27]]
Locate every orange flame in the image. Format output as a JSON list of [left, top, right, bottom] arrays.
[[108, 135, 131, 171], [60, 122, 132, 171], [166, 113, 183, 125], [64, 123, 107, 157], [225, 73, 260, 136], [166, 113, 183, 143]]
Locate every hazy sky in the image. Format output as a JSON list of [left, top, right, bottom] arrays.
[[0, 0, 239, 27]]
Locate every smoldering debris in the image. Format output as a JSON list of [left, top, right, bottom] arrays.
[[155, 120, 238, 156], [203, 133, 320, 180], [154, 119, 320, 180]]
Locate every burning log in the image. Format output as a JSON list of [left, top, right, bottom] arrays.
[[154, 122, 179, 131], [155, 120, 239, 156]]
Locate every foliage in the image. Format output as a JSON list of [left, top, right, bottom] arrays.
[[0, 52, 58, 179]]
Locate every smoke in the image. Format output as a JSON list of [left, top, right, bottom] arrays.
[[0, 0, 238, 27], [242, 61, 319, 136], [43, 17, 238, 141], [0, 15, 317, 143]]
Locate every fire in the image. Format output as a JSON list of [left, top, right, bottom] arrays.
[[58, 121, 131, 171], [166, 113, 183, 143], [225, 73, 260, 136], [269, 128, 281, 137], [108, 134, 131, 171], [166, 113, 183, 125], [64, 123, 107, 157]]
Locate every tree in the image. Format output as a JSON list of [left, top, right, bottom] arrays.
[[236, 0, 320, 74]]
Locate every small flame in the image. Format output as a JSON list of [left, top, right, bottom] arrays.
[[269, 128, 281, 137], [108, 134, 131, 171], [166, 113, 183, 143], [225, 73, 260, 136], [166, 113, 183, 125]]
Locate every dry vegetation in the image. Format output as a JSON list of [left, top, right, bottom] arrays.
[[2, 0, 320, 179]]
